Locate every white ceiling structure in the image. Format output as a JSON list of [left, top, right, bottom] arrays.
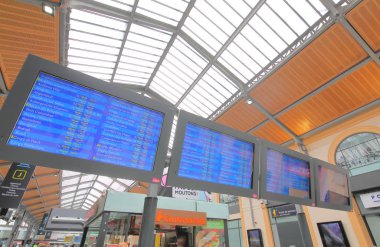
[[60, 0, 358, 210]]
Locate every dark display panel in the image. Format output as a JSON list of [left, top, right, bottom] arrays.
[[266, 148, 311, 199], [317, 221, 350, 247], [247, 229, 263, 247], [7, 72, 163, 171], [178, 123, 254, 189], [318, 166, 350, 206]]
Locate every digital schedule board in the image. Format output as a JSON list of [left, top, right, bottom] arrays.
[[259, 141, 316, 206], [314, 159, 351, 211], [167, 111, 260, 198], [0, 55, 175, 183]]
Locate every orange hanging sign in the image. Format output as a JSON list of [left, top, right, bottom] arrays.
[[155, 209, 207, 226]]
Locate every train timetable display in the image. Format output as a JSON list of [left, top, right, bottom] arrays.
[[266, 149, 311, 199], [7, 72, 164, 171], [177, 123, 254, 189], [318, 166, 350, 206]]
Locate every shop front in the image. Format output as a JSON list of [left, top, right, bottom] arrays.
[[81, 191, 229, 247]]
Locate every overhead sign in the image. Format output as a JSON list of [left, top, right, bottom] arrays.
[[0, 163, 35, 208], [172, 187, 212, 201], [37, 213, 49, 235], [360, 191, 380, 209], [271, 204, 297, 218], [155, 209, 206, 226]]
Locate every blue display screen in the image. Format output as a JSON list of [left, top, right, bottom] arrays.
[[266, 149, 310, 199], [178, 123, 254, 189], [8, 72, 164, 171]]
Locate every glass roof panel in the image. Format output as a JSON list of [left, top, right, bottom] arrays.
[[284, 0, 321, 26], [258, 5, 298, 44], [137, 0, 189, 26], [71, 9, 127, 31], [92, 0, 134, 12], [117, 179, 135, 186], [150, 37, 207, 103], [110, 182, 126, 191], [87, 194, 98, 202], [62, 186, 77, 194], [183, 0, 252, 55], [179, 66, 238, 117], [61, 192, 75, 200], [114, 24, 172, 85]]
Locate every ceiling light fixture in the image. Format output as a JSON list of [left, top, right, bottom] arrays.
[[42, 2, 55, 16], [246, 98, 253, 105]]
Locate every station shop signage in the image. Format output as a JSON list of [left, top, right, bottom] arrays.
[[360, 191, 380, 209], [271, 204, 297, 218], [172, 187, 212, 201], [155, 208, 207, 226], [0, 163, 35, 208]]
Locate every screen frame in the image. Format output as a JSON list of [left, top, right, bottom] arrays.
[[247, 229, 264, 247], [317, 221, 350, 247], [314, 159, 352, 211], [0, 55, 175, 183], [167, 110, 260, 198], [259, 140, 316, 206]]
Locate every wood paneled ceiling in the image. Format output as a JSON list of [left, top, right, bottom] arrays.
[[0, 0, 59, 221], [217, 0, 380, 144]]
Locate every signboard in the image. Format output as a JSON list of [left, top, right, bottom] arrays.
[[37, 213, 49, 235], [155, 209, 206, 226], [360, 191, 380, 209], [195, 219, 226, 247], [0, 55, 174, 183], [0, 163, 35, 208], [271, 204, 297, 218], [172, 187, 212, 201]]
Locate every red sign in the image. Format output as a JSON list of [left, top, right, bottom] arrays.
[[155, 209, 207, 226]]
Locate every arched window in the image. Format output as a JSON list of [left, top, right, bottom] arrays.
[[335, 132, 380, 176]]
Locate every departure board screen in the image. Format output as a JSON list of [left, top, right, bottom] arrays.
[[266, 149, 311, 199], [7, 72, 164, 171], [177, 123, 254, 189], [318, 166, 349, 206]]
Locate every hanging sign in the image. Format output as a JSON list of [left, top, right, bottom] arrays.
[[0, 163, 35, 208]]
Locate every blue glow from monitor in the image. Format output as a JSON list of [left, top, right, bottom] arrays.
[[266, 148, 310, 199], [8, 72, 164, 171], [178, 123, 254, 189]]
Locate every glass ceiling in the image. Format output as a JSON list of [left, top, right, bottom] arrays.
[[63, 0, 354, 209]]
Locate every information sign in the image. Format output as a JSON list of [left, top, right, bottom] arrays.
[[0, 163, 35, 208]]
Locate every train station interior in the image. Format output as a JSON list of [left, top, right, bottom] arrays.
[[0, 0, 380, 246]]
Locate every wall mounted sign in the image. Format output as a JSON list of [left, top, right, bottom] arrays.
[[360, 191, 380, 209], [271, 204, 297, 218], [155, 209, 207, 226], [0, 163, 35, 208]]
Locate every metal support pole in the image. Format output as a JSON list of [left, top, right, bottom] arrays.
[[295, 205, 314, 247], [6, 208, 26, 247], [96, 212, 110, 247], [80, 227, 88, 247], [138, 184, 159, 247]]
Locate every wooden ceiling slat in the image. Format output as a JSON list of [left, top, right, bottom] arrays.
[[216, 99, 267, 132], [34, 167, 59, 176], [251, 121, 292, 144], [347, 0, 380, 51], [36, 176, 59, 187], [249, 24, 367, 115], [278, 61, 380, 135]]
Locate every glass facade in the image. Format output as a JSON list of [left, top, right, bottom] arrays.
[[335, 132, 380, 176], [227, 219, 244, 247]]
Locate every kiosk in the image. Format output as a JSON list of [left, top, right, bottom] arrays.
[[81, 191, 229, 247]]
